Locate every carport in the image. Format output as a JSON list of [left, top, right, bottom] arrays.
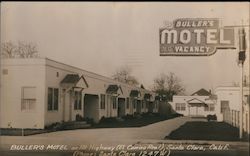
[[84, 94, 99, 123]]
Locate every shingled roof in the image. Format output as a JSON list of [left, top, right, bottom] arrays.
[[130, 90, 140, 98], [107, 84, 122, 94], [191, 88, 211, 96], [61, 74, 80, 84]]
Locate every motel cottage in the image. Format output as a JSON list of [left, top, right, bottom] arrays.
[[0, 58, 159, 129], [170, 89, 218, 118], [170, 87, 250, 135]]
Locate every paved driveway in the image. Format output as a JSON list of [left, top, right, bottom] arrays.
[[1, 117, 202, 147]]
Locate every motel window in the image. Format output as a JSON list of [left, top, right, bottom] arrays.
[[126, 98, 130, 109], [181, 104, 185, 111], [205, 104, 215, 111], [100, 94, 105, 109], [112, 96, 117, 109], [74, 91, 82, 110], [54, 89, 59, 110], [21, 87, 36, 111], [221, 100, 230, 113], [176, 103, 185, 111], [210, 104, 215, 111], [48, 88, 59, 111], [244, 95, 250, 105], [204, 105, 209, 111]]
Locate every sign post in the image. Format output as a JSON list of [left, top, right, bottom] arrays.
[[238, 28, 246, 139]]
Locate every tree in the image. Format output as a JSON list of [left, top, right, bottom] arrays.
[[1, 41, 38, 58], [153, 72, 185, 101], [1, 42, 17, 58], [112, 66, 139, 86]]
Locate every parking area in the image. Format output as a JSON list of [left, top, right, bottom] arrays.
[[0, 117, 200, 147]]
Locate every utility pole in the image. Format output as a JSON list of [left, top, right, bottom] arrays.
[[238, 28, 246, 139]]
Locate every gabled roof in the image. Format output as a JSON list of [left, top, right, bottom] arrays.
[[191, 88, 211, 96], [106, 84, 123, 95], [61, 74, 89, 89], [130, 90, 141, 98], [61, 74, 80, 84], [187, 98, 208, 107], [187, 98, 205, 104]]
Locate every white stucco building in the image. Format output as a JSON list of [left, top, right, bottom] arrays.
[[215, 86, 249, 135], [170, 86, 250, 135], [0, 58, 159, 129], [170, 88, 218, 118]]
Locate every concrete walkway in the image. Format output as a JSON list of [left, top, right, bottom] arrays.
[[0, 117, 204, 148]]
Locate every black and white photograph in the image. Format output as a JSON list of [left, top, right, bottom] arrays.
[[0, 2, 249, 156]]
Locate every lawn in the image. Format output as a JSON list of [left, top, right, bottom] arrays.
[[166, 121, 242, 141]]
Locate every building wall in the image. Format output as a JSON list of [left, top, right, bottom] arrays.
[[1, 59, 46, 129], [45, 64, 73, 125], [1, 58, 157, 128], [215, 86, 249, 134], [171, 95, 217, 117]]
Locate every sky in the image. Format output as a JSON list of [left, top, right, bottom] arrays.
[[1, 2, 249, 94]]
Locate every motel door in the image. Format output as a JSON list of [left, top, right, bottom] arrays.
[[189, 106, 197, 116], [62, 90, 71, 122]]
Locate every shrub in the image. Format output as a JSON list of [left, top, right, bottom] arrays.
[[170, 113, 183, 118], [122, 114, 135, 120], [99, 117, 119, 123], [207, 114, 217, 121], [82, 117, 94, 124], [76, 114, 84, 121], [45, 122, 62, 130]]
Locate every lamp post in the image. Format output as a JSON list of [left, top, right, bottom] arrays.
[[238, 28, 246, 139]]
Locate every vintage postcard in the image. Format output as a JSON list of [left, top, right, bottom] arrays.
[[0, 2, 249, 156]]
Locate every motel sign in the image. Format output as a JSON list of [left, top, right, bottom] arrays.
[[159, 18, 236, 56]]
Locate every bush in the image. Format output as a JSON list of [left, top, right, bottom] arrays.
[[170, 113, 184, 118], [207, 114, 217, 121], [122, 114, 135, 120], [82, 117, 94, 124], [45, 122, 62, 130], [76, 114, 84, 121], [99, 117, 119, 123]]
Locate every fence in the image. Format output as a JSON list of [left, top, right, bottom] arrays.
[[223, 109, 240, 128]]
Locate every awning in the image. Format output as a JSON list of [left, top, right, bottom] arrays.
[[187, 98, 208, 107], [144, 93, 151, 100], [61, 74, 80, 84], [130, 90, 141, 98], [106, 84, 123, 95], [155, 96, 160, 100], [60, 74, 88, 90]]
